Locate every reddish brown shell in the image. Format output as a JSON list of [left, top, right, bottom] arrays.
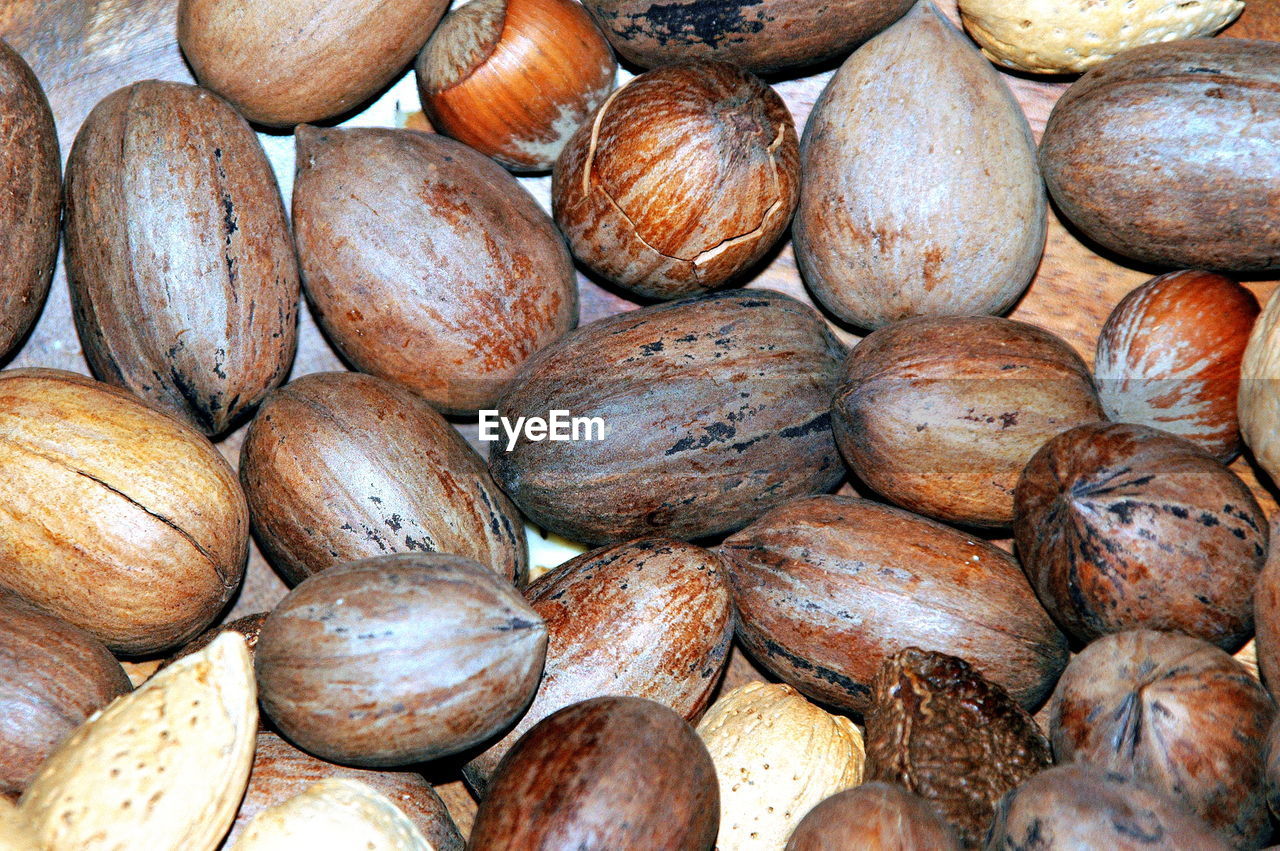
[[1014, 422, 1267, 649], [552, 60, 799, 299], [1256, 529, 1280, 700], [1095, 270, 1259, 461], [720, 495, 1067, 715], [464, 538, 733, 792], [785, 783, 961, 851]]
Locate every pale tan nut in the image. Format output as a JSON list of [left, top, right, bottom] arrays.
[[696, 682, 865, 851], [960, 0, 1244, 74], [0, 799, 36, 851], [19, 633, 256, 851], [229, 779, 435, 850], [1242, 286, 1280, 491]]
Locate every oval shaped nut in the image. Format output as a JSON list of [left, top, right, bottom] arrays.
[[1241, 284, 1280, 488], [786, 783, 961, 850], [229, 778, 434, 851], [19, 633, 257, 851]]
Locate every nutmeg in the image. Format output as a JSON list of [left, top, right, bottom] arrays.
[[1014, 422, 1267, 650], [1095, 271, 1259, 461], [833, 315, 1104, 528], [786, 783, 960, 850], [552, 60, 799, 300], [416, 0, 616, 171], [1050, 629, 1275, 847]]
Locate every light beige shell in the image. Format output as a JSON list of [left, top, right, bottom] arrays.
[[19, 633, 256, 851], [229, 779, 435, 850], [1241, 288, 1280, 489], [0, 798, 36, 850], [696, 682, 865, 850], [959, 0, 1243, 74]]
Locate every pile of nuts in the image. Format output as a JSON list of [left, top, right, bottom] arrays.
[[2, 0, 1280, 848]]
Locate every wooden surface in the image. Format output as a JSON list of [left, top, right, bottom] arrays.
[[2, 0, 1277, 836]]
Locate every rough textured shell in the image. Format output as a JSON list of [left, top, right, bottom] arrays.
[[1256, 526, 1280, 700], [1014, 422, 1268, 649], [1040, 39, 1280, 271], [490, 289, 846, 544], [0, 40, 59, 363], [177, 0, 449, 126], [696, 682, 864, 851], [720, 495, 1068, 715], [0, 591, 131, 799], [580, 0, 915, 73], [19, 633, 257, 851], [225, 733, 462, 849], [553, 60, 799, 299], [64, 81, 299, 436], [230, 778, 433, 850], [255, 554, 546, 767], [0, 369, 248, 654], [961, 0, 1243, 74], [464, 538, 733, 791], [469, 697, 720, 850], [833, 315, 1105, 527], [1050, 629, 1275, 847], [292, 127, 577, 413], [794, 1, 1045, 330], [1095, 271, 1258, 461], [785, 783, 960, 850], [1241, 285, 1280, 487], [240, 371, 527, 586]]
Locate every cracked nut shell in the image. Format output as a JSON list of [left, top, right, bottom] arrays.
[[785, 783, 961, 851], [552, 60, 799, 300], [1014, 422, 1267, 650]]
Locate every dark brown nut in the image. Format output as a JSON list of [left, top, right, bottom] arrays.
[[0, 39, 59, 363], [1267, 715, 1280, 821], [785, 783, 961, 851], [988, 764, 1231, 851], [1050, 629, 1276, 847], [292, 127, 577, 414], [464, 538, 733, 792], [579, 0, 914, 73], [490, 289, 846, 545], [164, 612, 267, 669], [552, 61, 799, 300], [1095, 271, 1259, 461], [64, 81, 299, 436], [1256, 530, 1280, 699], [240, 372, 527, 587], [416, 0, 616, 172], [177, 0, 448, 127], [0, 369, 248, 655], [1014, 422, 1267, 650], [469, 696, 719, 850], [223, 732, 463, 849], [0, 590, 131, 799], [833, 315, 1105, 528], [794, 2, 1046, 331], [720, 495, 1066, 716], [255, 553, 546, 768], [1040, 39, 1280, 271], [865, 648, 1052, 847]]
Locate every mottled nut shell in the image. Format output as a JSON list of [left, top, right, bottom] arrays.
[[1050, 629, 1276, 847], [223, 732, 462, 850], [833, 315, 1105, 528], [794, 2, 1046, 331], [464, 538, 733, 792], [1257, 530, 1280, 699], [1095, 271, 1259, 461], [240, 372, 527, 586], [65, 81, 299, 436], [0, 369, 248, 654], [865, 648, 1052, 847], [553, 60, 799, 299], [469, 697, 719, 851], [490, 289, 846, 545], [580, 0, 914, 73], [720, 495, 1068, 715], [0, 40, 59, 363], [785, 783, 961, 851], [177, 0, 449, 127], [1267, 715, 1280, 820], [417, 0, 617, 171], [0, 590, 131, 799], [1040, 39, 1280, 271], [1014, 422, 1267, 649], [255, 554, 547, 768], [293, 127, 577, 414]]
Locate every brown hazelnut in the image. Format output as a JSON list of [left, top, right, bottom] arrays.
[[785, 783, 961, 851], [552, 60, 799, 300]]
